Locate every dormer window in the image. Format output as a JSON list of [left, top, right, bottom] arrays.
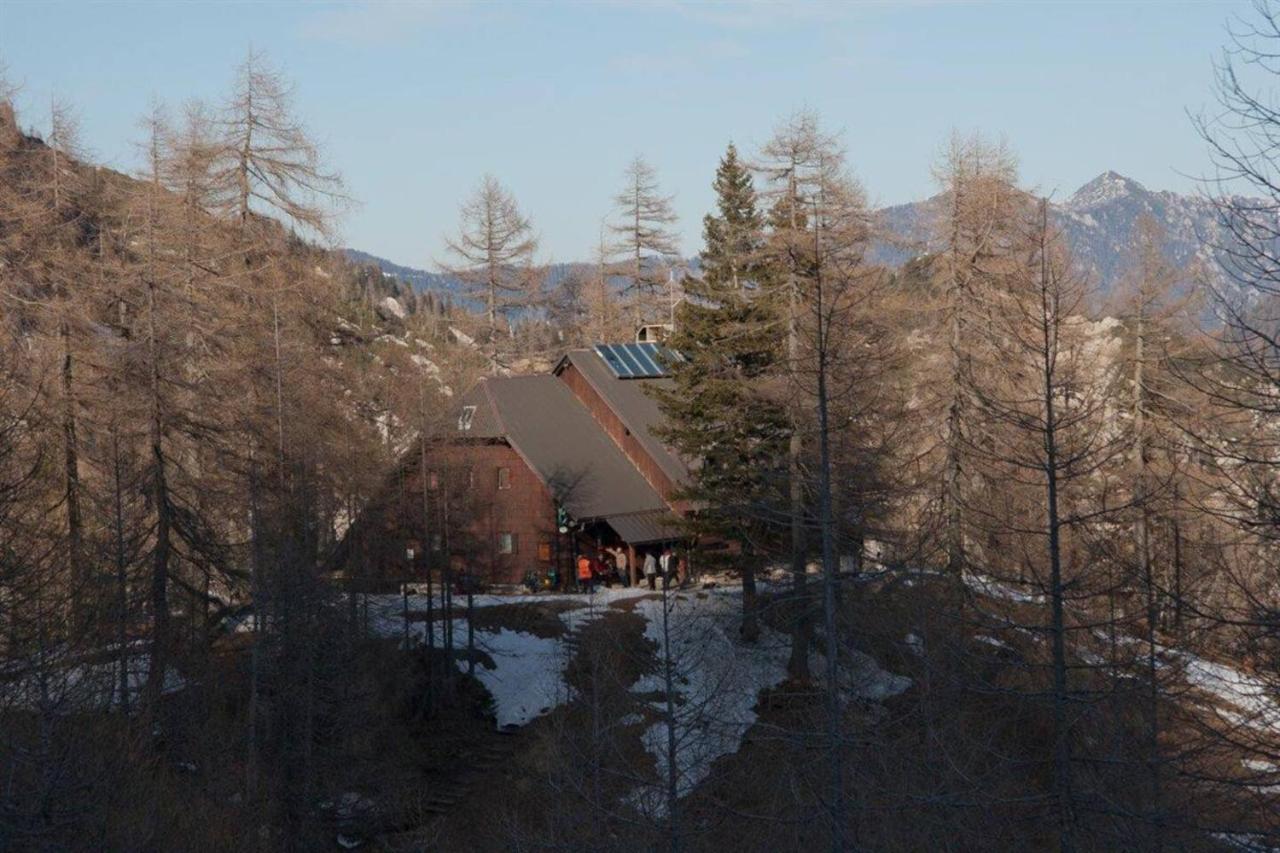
[[458, 405, 477, 431]]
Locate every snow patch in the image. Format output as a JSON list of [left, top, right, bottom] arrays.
[[461, 625, 565, 728], [366, 587, 650, 729], [1214, 832, 1280, 852], [625, 590, 791, 816], [963, 571, 1044, 604], [3, 654, 186, 714], [1171, 650, 1280, 731], [815, 647, 913, 701], [365, 599, 567, 729]]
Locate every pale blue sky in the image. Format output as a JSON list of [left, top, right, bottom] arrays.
[[0, 0, 1244, 266]]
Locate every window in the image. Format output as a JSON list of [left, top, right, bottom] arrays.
[[497, 466, 511, 490], [426, 470, 439, 491], [457, 405, 477, 431], [537, 541, 552, 562], [498, 532, 517, 555]]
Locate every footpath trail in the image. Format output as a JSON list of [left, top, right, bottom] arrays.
[[366, 588, 657, 851], [361, 578, 915, 851], [365, 724, 524, 850]]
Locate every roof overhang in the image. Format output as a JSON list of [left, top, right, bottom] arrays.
[[605, 509, 684, 545]]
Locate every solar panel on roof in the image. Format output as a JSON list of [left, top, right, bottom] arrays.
[[631, 344, 660, 375], [593, 342, 675, 379], [615, 344, 646, 376], [595, 344, 631, 378], [595, 344, 625, 378], [638, 342, 682, 374]]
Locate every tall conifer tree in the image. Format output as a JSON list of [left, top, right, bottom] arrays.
[[655, 144, 785, 641]]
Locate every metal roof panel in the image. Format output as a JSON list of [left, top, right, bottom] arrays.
[[558, 349, 691, 487], [469, 375, 669, 520]]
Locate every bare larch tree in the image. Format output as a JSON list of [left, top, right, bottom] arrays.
[[611, 155, 679, 327], [441, 174, 539, 342]]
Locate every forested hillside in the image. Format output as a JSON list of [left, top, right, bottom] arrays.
[[0, 53, 513, 849], [3, 9, 1280, 852]]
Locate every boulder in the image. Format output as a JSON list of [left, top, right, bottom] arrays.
[[375, 296, 406, 322]]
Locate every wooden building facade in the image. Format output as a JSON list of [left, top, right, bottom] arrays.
[[334, 343, 689, 587]]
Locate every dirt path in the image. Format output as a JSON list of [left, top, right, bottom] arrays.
[[368, 594, 662, 851]]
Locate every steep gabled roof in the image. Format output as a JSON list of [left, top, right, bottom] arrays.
[[554, 348, 691, 488], [455, 375, 669, 522]]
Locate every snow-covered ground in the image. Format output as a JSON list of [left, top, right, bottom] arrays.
[[627, 589, 793, 815], [1173, 649, 1280, 732], [959, 572, 1280, 731], [366, 596, 569, 728], [1215, 831, 1280, 852], [366, 582, 912, 815], [962, 571, 1045, 604], [2, 653, 185, 714], [366, 586, 651, 729], [1242, 759, 1280, 796], [448, 623, 565, 728], [628, 587, 907, 817], [392, 585, 654, 613]]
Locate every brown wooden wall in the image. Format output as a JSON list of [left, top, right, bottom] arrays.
[[373, 441, 560, 586], [555, 362, 679, 506]]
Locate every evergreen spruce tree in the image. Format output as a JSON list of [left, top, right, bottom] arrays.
[[701, 144, 760, 289], [654, 144, 786, 641]]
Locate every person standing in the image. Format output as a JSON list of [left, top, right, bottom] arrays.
[[577, 553, 594, 594], [613, 547, 629, 587], [659, 547, 673, 589], [596, 548, 611, 589], [643, 551, 658, 591]]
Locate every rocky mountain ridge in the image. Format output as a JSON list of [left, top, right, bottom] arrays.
[[876, 170, 1241, 306], [353, 171, 1244, 311]]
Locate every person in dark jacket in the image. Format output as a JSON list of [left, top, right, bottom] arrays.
[[598, 551, 615, 588], [659, 547, 674, 589]]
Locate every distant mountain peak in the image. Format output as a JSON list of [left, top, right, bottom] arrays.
[[358, 169, 1236, 323], [1067, 171, 1148, 210]]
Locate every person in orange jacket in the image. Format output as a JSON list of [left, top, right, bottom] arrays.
[[576, 552, 595, 594]]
